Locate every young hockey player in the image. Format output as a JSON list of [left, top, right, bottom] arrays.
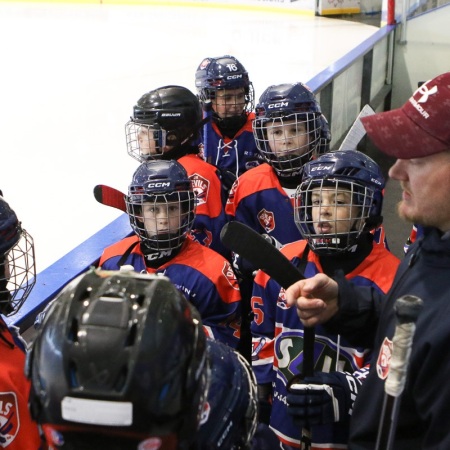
[[0, 192, 42, 449], [27, 269, 209, 450], [226, 82, 324, 248], [98, 159, 241, 348], [195, 55, 260, 187], [125, 84, 230, 259], [224, 82, 325, 362], [251, 150, 400, 449], [28, 268, 259, 450]]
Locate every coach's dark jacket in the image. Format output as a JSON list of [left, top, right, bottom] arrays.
[[324, 227, 450, 449]]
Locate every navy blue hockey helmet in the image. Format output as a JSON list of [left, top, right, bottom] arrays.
[[197, 339, 258, 449], [125, 85, 203, 163], [0, 195, 36, 315], [295, 149, 385, 254], [27, 269, 209, 450], [195, 55, 254, 111], [126, 159, 196, 253], [253, 82, 322, 179]]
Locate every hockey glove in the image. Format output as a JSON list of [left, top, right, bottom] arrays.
[[287, 371, 361, 427]]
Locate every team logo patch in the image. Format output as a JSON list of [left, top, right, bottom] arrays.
[[258, 209, 275, 233], [223, 261, 239, 290], [0, 392, 20, 447], [376, 337, 393, 380], [190, 173, 210, 206]]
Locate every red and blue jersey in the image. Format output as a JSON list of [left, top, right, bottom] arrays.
[[99, 236, 241, 348], [251, 240, 400, 449], [201, 112, 260, 179], [178, 154, 229, 259], [226, 163, 302, 245], [0, 320, 43, 449]]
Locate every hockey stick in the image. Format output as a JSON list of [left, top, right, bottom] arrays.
[[375, 294, 423, 450], [338, 104, 375, 150], [93, 184, 127, 213], [220, 221, 314, 449]]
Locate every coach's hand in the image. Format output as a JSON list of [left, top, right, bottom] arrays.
[[285, 273, 339, 327]]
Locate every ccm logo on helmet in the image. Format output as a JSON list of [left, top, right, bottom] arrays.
[[147, 182, 171, 188], [226, 74, 243, 80], [311, 164, 333, 172], [268, 102, 289, 108]]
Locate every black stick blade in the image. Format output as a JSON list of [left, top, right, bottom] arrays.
[[220, 221, 304, 288]]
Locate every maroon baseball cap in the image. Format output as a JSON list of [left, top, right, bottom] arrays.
[[361, 72, 450, 158]]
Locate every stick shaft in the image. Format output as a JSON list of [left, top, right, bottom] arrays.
[[338, 104, 375, 150], [375, 295, 423, 450], [221, 221, 315, 449]]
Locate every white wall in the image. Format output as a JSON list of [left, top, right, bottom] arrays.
[[391, 4, 450, 106]]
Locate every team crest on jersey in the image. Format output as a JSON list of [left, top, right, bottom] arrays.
[[223, 261, 239, 290], [0, 392, 20, 447], [376, 337, 393, 380], [190, 173, 209, 206], [258, 209, 275, 233]]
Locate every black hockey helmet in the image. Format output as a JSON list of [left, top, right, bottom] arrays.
[[125, 85, 203, 162], [27, 269, 209, 450]]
